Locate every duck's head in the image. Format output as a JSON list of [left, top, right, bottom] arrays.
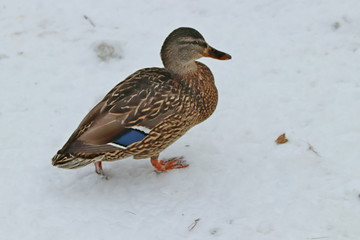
[[161, 27, 231, 75]]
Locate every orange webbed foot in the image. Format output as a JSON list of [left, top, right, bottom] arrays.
[[150, 156, 189, 172]]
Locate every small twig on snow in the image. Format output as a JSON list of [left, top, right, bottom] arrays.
[[307, 142, 321, 157], [84, 15, 96, 27], [188, 218, 200, 231], [125, 210, 136, 215], [307, 237, 328, 240]]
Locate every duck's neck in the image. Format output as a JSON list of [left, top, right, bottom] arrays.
[[163, 59, 198, 76], [161, 46, 199, 75]]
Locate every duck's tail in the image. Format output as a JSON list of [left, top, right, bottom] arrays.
[[52, 151, 102, 169]]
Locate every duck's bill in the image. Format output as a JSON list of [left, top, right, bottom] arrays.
[[203, 46, 231, 60]]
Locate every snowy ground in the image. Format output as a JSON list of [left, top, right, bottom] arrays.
[[1, 0, 360, 239]]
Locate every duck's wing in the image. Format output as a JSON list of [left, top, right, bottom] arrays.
[[59, 68, 180, 154]]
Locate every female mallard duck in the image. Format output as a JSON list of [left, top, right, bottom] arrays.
[[52, 27, 231, 175]]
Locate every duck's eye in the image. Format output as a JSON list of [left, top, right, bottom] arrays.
[[193, 41, 207, 48]]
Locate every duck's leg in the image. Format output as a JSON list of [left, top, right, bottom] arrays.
[[150, 155, 189, 171], [94, 161, 106, 177]]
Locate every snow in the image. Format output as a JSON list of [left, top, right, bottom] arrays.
[[1, 0, 360, 239]]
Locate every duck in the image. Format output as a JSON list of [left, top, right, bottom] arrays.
[[52, 27, 231, 176]]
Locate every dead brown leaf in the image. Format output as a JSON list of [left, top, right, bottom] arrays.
[[275, 133, 288, 144]]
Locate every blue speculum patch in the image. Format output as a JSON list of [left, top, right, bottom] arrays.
[[113, 129, 147, 147]]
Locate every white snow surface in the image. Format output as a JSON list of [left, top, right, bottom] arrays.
[[1, 1, 360, 239]]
